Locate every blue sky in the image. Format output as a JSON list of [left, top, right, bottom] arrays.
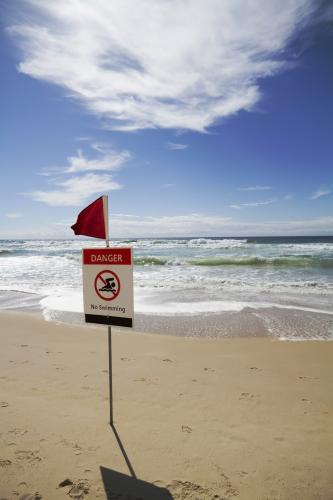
[[1, 0, 332, 238]]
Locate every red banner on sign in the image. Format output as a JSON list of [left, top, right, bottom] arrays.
[[83, 248, 132, 265]]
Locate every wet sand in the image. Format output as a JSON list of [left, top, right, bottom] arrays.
[[0, 311, 332, 499]]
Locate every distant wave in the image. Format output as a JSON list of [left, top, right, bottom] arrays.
[[133, 255, 333, 268], [134, 257, 168, 266], [188, 238, 248, 247], [190, 256, 333, 267], [124, 238, 333, 251], [130, 238, 248, 249], [0, 250, 13, 256]]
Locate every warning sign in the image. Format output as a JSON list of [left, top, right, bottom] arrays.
[[82, 248, 133, 327]]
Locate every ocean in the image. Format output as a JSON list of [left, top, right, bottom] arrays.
[[0, 236, 332, 340]]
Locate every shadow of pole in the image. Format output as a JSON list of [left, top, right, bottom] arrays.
[[103, 425, 173, 498], [110, 423, 137, 479], [100, 466, 174, 500]]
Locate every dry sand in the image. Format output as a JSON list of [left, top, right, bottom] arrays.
[[0, 311, 332, 500]]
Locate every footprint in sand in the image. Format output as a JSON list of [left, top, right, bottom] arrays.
[[8, 428, 27, 436], [181, 425, 192, 434], [214, 466, 240, 497], [166, 480, 228, 499], [58, 478, 73, 488], [67, 479, 90, 499], [120, 357, 134, 362], [301, 398, 312, 404], [12, 482, 42, 500], [0, 402, 9, 407], [73, 443, 83, 456], [162, 358, 173, 363], [18, 494, 42, 500], [204, 367, 215, 372], [238, 470, 248, 478], [249, 366, 263, 372], [0, 459, 12, 467], [239, 392, 257, 401], [15, 450, 41, 464], [133, 377, 158, 384], [298, 375, 318, 381], [59, 441, 83, 456]]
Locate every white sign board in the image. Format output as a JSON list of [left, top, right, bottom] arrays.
[[82, 247, 133, 327]]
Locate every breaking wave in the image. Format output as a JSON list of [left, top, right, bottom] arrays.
[[134, 257, 168, 266], [133, 255, 333, 268], [189, 256, 333, 267], [0, 250, 14, 256]]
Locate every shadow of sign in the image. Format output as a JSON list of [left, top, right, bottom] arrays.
[[100, 466, 174, 499]]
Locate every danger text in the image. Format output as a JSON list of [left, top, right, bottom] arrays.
[[91, 254, 123, 263]]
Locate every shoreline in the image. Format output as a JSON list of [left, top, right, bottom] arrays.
[[4, 306, 333, 341], [1, 290, 333, 340], [0, 311, 332, 499]]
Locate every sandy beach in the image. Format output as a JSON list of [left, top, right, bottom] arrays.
[[0, 311, 332, 500]]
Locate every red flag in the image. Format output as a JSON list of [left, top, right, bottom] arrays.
[[71, 196, 108, 240]]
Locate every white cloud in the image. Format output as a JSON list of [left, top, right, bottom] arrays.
[[41, 144, 131, 175], [310, 189, 331, 200], [5, 213, 23, 219], [230, 199, 276, 209], [162, 183, 174, 189], [28, 173, 122, 206], [30, 142, 130, 205], [64, 146, 131, 173], [238, 185, 271, 191], [8, 0, 322, 131], [284, 194, 293, 200], [107, 213, 333, 237], [166, 142, 188, 150], [109, 213, 232, 236]]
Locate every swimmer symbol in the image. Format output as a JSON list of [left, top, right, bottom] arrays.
[[94, 270, 120, 301]]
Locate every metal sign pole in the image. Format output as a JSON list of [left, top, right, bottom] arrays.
[[105, 196, 113, 426], [108, 325, 113, 426]]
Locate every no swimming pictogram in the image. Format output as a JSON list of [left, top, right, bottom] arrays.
[[94, 270, 120, 301]]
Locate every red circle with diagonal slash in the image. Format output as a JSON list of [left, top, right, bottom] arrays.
[[94, 270, 120, 301]]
